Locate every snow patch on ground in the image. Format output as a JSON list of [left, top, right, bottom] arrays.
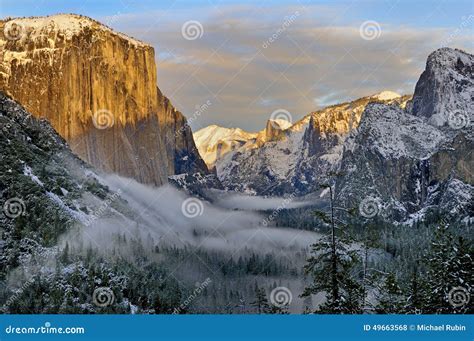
[[23, 165, 44, 186]]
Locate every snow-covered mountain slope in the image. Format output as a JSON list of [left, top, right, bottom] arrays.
[[198, 48, 471, 224], [0, 92, 128, 273], [411, 48, 474, 128], [194, 125, 257, 168], [194, 118, 294, 169], [213, 91, 411, 195], [336, 48, 473, 223]]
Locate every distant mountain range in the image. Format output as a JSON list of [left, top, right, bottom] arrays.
[[0, 13, 472, 315], [195, 91, 412, 195], [0, 14, 472, 225], [194, 49, 472, 223]]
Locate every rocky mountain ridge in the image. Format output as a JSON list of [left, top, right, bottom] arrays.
[[336, 48, 473, 223], [0, 14, 208, 186], [194, 48, 472, 223], [194, 118, 294, 169], [198, 91, 411, 195]]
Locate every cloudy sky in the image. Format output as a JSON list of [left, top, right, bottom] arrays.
[[1, 0, 472, 131]]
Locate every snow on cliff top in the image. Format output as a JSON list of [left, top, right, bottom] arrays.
[[194, 125, 257, 148], [194, 125, 257, 167], [370, 90, 401, 101], [410, 48, 473, 129], [268, 119, 292, 130], [353, 103, 446, 159], [1, 13, 149, 47]]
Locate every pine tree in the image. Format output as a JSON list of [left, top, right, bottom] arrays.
[[404, 264, 427, 313], [375, 272, 404, 313], [423, 225, 473, 313], [302, 180, 363, 314], [251, 283, 271, 313]]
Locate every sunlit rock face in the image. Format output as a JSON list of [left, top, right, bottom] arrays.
[[0, 14, 208, 185], [200, 91, 410, 196]]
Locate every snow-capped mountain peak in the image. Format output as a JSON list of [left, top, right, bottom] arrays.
[[268, 118, 292, 130], [211, 91, 412, 195], [194, 125, 257, 168], [1, 14, 148, 47], [369, 90, 401, 101], [411, 48, 473, 128]]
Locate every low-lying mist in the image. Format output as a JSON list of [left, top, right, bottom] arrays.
[[60, 174, 322, 257], [5, 174, 325, 313]]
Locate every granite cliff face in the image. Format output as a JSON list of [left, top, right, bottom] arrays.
[[204, 91, 410, 195], [336, 48, 473, 223], [192, 48, 472, 223], [0, 14, 207, 185], [411, 48, 473, 127]]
